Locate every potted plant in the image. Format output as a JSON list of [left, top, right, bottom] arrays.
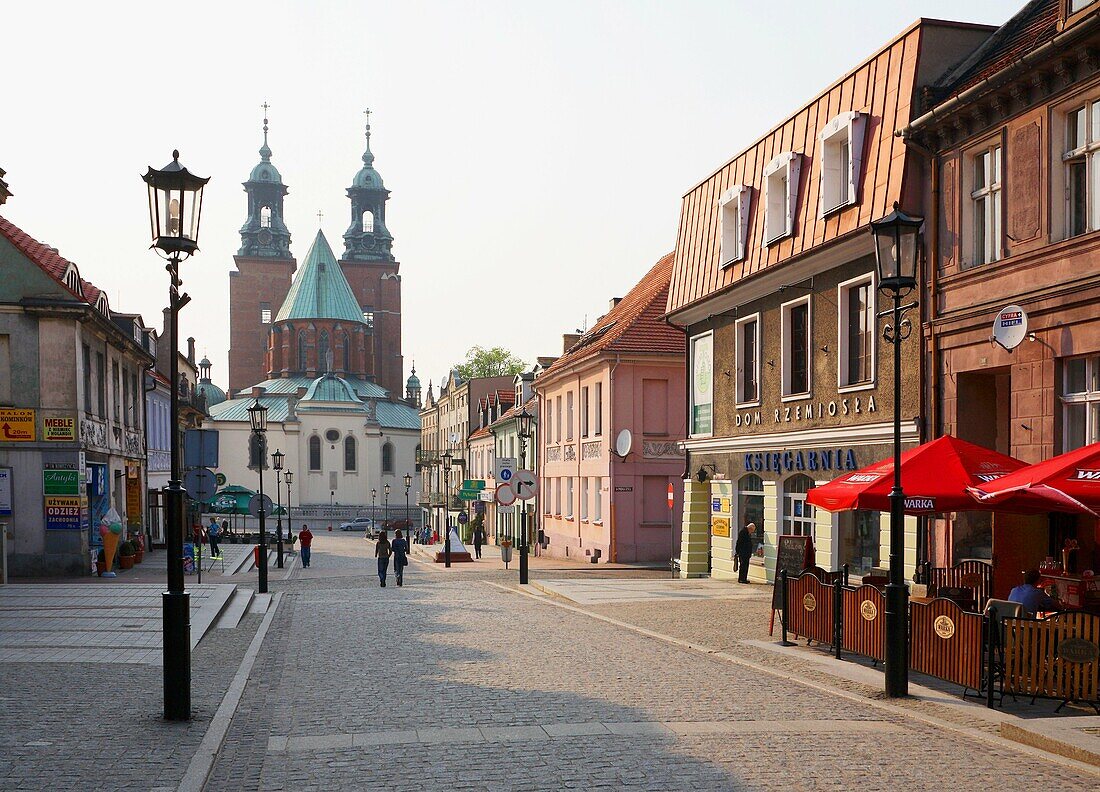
[[131, 533, 145, 564], [118, 540, 136, 570]]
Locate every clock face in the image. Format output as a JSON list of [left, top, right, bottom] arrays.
[[257, 229, 273, 245]]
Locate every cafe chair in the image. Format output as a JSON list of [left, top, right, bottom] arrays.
[[983, 598, 1024, 706]]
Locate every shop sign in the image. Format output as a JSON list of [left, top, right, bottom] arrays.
[[0, 468, 11, 516], [0, 408, 36, 441], [803, 593, 817, 612], [711, 517, 731, 537], [736, 395, 877, 428], [1057, 637, 1099, 664], [462, 480, 486, 491], [711, 497, 731, 514], [43, 416, 76, 441], [614, 486, 633, 492], [744, 448, 858, 474], [934, 615, 956, 640], [126, 475, 142, 527], [44, 495, 83, 530], [43, 469, 80, 496], [691, 334, 713, 435]]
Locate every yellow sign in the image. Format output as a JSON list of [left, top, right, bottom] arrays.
[[803, 593, 817, 612], [934, 615, 956, 639], [43, 416, 76, 441], [711, 517, 731, 537], [860, 600, 878, 621], [0, 409, 35, 441]]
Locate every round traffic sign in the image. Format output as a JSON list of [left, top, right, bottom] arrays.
[[514, 470, 537, 500], [248, 494, 274, 518], [499, 467, 514, 482], [495, 483, 517, 506], [183, 468, 218, 503], [458, 511, 469, 524]]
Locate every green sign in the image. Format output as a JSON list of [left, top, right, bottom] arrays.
[[458, 488, 482, 501], [43, 469, 80, 496], [462, 480, 486, 491]]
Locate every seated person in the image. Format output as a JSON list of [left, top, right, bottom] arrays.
[[1007, 569, 1058, 616]]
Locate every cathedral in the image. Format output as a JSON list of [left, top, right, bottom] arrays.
[[206, 112, 423, 510]]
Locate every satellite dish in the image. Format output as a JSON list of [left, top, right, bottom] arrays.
[[614, 429, 633, 458], [992, 304, 1028, 351]]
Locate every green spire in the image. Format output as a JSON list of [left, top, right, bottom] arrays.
[[274, 230, 365, 324]]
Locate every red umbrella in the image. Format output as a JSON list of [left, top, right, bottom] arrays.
[[966, 442, 1100, 516], [807, 435, 1026, 514]]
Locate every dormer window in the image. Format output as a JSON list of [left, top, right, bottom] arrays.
[[764, 152, 802, 245], [95, 293, 110, 315], [63, 265, 81, 295], [719, 185, 751, 267], [819, 112, 866, 216]]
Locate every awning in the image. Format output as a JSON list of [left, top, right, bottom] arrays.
[[966, 442, 1100, 516], [806, 435, 1026, 515]]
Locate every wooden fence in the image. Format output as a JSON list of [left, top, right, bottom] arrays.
[[786, 572, 837, 647], [908, 598, 985, 692], [1003, 612, 1100, 708], [921, 560, 993, 610], [841, 585, 885, 662]]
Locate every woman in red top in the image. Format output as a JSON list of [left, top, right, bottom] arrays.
[[298, 524, 313, 568]]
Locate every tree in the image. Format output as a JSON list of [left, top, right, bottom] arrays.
[[453, 346, 526, 379]]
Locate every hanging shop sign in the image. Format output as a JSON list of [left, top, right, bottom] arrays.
[[0, 408, 36, 441], [743, 448, 858, 474], [43, 416, 76, 441]]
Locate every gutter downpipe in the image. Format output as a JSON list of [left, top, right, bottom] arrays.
[[607, 355, 621, 563]]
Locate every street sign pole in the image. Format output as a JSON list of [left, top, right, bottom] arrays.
[[668, 481, 676, 579]]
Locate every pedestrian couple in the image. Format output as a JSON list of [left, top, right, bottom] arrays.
[[375, 529, 408, 587]]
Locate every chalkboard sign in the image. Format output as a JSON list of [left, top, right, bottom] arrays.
[[771, 534, 815, 610]]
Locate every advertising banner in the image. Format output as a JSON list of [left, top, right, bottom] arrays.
[[44, 495, 83, 530], [43, 469, 80, 496], [43, 416, 76, 441], [691, 335, 713, 435], [0, 408, 35, 441]]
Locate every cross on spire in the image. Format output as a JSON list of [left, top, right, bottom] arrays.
[[317, 209, 323, 226], [259, 101, 271, 156], [363, 107, 371, 127]]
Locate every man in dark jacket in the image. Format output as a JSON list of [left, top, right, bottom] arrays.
[[735, 522, 754, 584]]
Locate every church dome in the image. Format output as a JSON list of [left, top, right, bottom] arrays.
[[352, 164, 383, 190], [406, 369, 421, 391], [197, 380, 227, 407], [249, 160, 283, 184], [301, 373, 364, 404]]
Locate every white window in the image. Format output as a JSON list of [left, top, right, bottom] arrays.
[[1064, 101, 1100, 237], [64, 265, 81, 294], [735, 314, 760, 406], [581, 386, 590, 437], [838, 274, 875, 389], [555, 396, 562, 443], [565, 477, 574, 518], [1062, 356, 1100, 451], [1072, 0, 1095, 13], [781, 296, 811, 398], [783, 474, 816, 539], [581, 478, 589, 520], [594, 382, 603, 436], [971, 146, 1002, 265], [566, 391, 574, 441], [690, 332, 714, 436], [594, 477, 603, 522], [719, 185, 751, 266], [260, 302, 272, 324], [554, 478, 561, 515], [819, 111, 865, 216], [764, 152, 802, 244]]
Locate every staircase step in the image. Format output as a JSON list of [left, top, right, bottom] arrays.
[[249, 593, 272, 615], [215, 587, 256, 629]]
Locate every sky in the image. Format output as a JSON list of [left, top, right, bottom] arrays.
[[2, 0, 1020, 396]]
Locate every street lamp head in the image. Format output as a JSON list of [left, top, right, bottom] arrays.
[[516, 406, 534, 439], [441, 450, 453, 471], [403, 472, 412, 489], [371, 488, 377, 498], [247, 399, 268, 433], [271, 448, 284, 471], [384, 483, 391, 495], [871, 202, 923, 295], [142, 150, 209, 259], [284, 470, 293, 484], [696, 467, 708, 483]]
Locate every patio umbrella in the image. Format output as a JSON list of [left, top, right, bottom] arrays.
[[965, 442, 1100, 516], [806, 435, 1026, 515], [210, 485, 257, 515]]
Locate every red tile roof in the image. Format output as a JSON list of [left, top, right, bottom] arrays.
[[541, 252, 682, 379], [0, 214, 98, 306]]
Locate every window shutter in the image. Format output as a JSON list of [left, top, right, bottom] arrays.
[[848, 113, 866, 205], [787, 154, 802, 235], [738, 187, 751, 260]]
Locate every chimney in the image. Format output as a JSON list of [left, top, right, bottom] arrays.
[[563, 333, 582, 353], [609, 297, 622, 311], [187, 337, 196, 365]]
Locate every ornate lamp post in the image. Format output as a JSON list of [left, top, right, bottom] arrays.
[[441, 450, 453, 567], [248, 400, 270, 595], [371, 487, 377, 529], [143, 149, 209, 722], [516, 406, 534, 585], [384, 483, 391, 525], [284, 470, 293, 541], [403, 472, 412, 541], [870, 201, 923, 699], [272, 448, 285, 569]]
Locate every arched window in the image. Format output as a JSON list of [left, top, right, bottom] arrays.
[[309, 435, 322, 471], [738, 474, 765, 558], [344, 435, 357, 471], [362, 210, 374, 232], [318, 331, 330, 372], [782, 474, 816, 539], [341, 332, 351, 372], [260, 206, 272, 228], [297, 331, 308, 371], [382, 442, 395, 474]]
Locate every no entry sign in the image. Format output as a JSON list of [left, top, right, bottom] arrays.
[[667, 482, 674, 509]]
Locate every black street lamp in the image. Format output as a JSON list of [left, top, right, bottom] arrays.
[[371, 487, 377, 528], [403, 472, 412, 540], [384, 483, 391, 524], [441, 450, 453, 567], [284, 470, 293, 543], [870, 201, 923, 699], [143, 149, 209, 722], [248, 399, 270, 595], [516, 406, 534, 585], [272, 448, 285, 569]]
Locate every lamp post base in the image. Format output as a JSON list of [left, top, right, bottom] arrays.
[[162, 590, 191, 720], [884, 581, 909, 697]]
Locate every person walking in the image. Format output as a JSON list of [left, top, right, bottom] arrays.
[[375, 529, 391, 587], [299, 524, 313, 568], [391, 529, 409, 587], [735, 522, 754, 584], [472, 522, 485, 560], [207, 517, 222, 559]]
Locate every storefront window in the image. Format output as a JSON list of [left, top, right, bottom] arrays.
[[782, 474, 815, 539], [738, 474, 765, 563], [1062, 356, 1100, 451], [953, 511, 992, 562], [839, 510, 879, 575]]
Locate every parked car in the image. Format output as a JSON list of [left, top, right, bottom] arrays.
[[339, 517, 376, 533]]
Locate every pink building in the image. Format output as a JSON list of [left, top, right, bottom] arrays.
[[536, 253, 686, 564]]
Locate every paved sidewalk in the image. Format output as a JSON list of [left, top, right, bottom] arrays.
[[533, 577, 770, 604]]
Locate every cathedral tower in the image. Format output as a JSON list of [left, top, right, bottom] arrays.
[[228, 107, 297, 394]]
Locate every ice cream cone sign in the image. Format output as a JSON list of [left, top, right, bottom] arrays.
[[101, 508, 124, 573]]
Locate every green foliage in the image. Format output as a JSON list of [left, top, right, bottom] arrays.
[[119, 541, 136, 556], [453, 346, 526, 380]]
